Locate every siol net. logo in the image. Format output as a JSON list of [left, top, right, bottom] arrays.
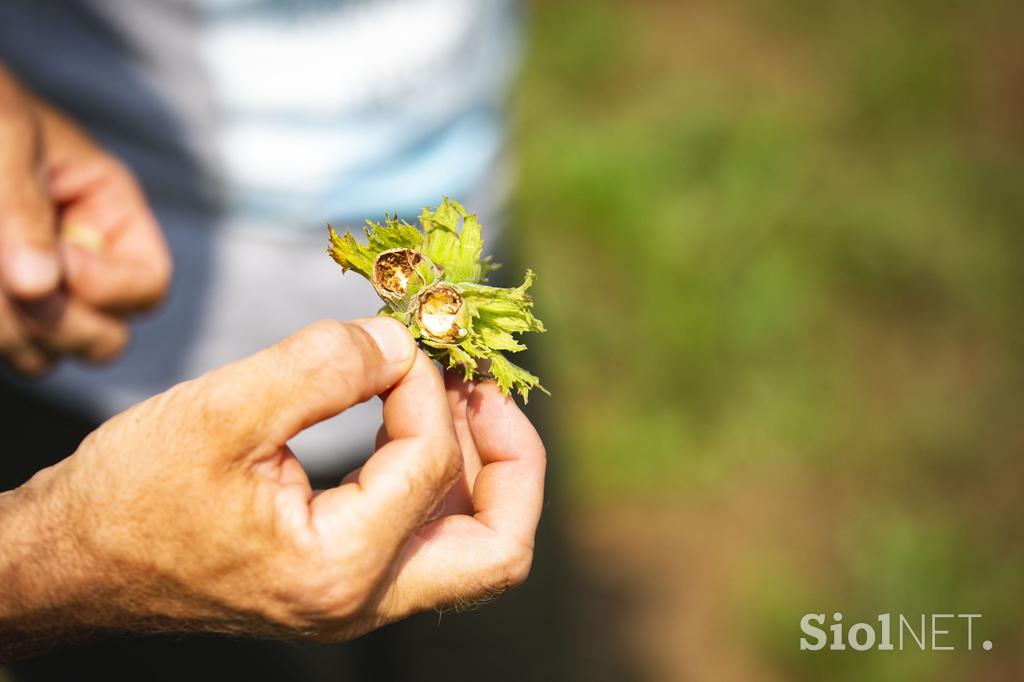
[[800, 613, 992, 652]]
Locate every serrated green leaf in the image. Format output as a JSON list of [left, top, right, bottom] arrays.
[[365, 215, 424, 253], [327, 225, 376, 278], [460, 270, 545, 336], [420, 197, 487, 283], [488, 352, 549, 403]]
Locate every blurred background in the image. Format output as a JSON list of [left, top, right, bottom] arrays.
[[1, 0, 1022, 680], [511, 0, 1024, 679]]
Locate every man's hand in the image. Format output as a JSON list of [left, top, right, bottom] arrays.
[[0, 64, 171, 375], [0, 318, 546, 657]]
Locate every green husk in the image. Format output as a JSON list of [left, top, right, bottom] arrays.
[[327, 198, 547, 402]]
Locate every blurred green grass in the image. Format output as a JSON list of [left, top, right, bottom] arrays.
[[513, 0, 1024, 678]]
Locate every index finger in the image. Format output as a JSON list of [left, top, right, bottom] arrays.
[[364, 380, 546, 617], [310, 350, 462, 551]]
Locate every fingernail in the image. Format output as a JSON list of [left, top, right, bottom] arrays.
[[355, 317, 415, 364], [61, 221, 105, 254], [5, 247, 60, 296]]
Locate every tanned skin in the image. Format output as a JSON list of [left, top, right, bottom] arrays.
[[0, 64, 546, 660], [0, 63, 171, 376], [0, 318, 546, 660]]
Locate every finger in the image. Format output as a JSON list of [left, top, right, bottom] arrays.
[[310, 350, 461, 557], [57, 160, 172, 312], [3, 342, 54, 376], [374, 381, 546, 615], [443, 370, 480, 516], [445, 369, 478, 469], [340, 466, 363, 486], [194, 317, 416, 458], [16, 292, 129, 362], [0, 166, 60, 300], [0, 75, 61, 299], [465, 381, 547, 541], [0, 293, 54, 376], [374, 424, 389, 450]]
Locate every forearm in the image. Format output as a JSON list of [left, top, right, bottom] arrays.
[[0, 459, 307, 660]]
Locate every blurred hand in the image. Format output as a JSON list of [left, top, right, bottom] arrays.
[[0, 65, 171, 375], [0, 318, 545, 653]]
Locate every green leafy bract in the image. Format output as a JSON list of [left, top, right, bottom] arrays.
[[327, 198, 546, 401]]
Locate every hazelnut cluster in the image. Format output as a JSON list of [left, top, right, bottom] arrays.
[[328, 198, 546, 401]]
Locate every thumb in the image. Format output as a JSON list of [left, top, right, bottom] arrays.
[[195, 317, 416, 457], [0, 131, 59, 299], [0, 182, 60, 299], [0, 107, 60, 299]]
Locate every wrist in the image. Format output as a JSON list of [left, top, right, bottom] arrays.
[[0, 464, 106, 641]]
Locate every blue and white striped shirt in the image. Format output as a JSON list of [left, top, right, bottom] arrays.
[[0, 0, 521, 471]]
